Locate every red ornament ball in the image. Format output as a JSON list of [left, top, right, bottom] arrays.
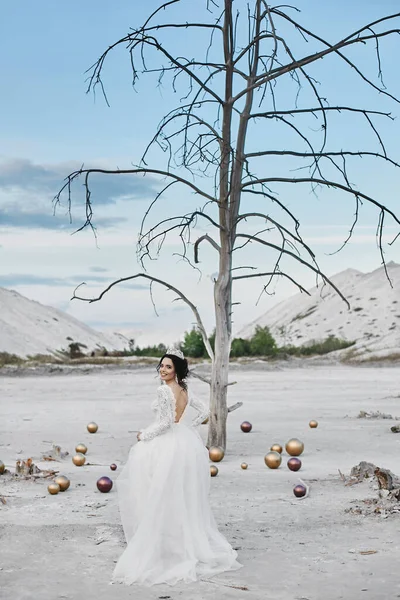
[[110, 463, 117, 471], [287, 457, 302, 472], [97, 476, 113, 493], [293, 484, 307, 498], [240, 421, 252, 433]]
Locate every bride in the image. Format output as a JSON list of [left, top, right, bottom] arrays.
[[112, 347, 242, 586]]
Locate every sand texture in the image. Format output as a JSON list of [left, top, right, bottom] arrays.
[[1, 364, 400, 600]]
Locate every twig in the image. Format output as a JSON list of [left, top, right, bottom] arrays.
[[202, 578, 249, 590], [227, 401, 242, 412]]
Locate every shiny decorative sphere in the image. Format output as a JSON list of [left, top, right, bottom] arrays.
[[210, 465, 219, 477], [54, 475, 70, 491], [48, 483, 60, 495], [287, 457, 302, 472], [241, 462, 248, 470], [309, 420, 318, 429], [110, 463, 118, 471], [285, 438, 304, 457], [209, 446, 224, 463], [72, 453, 86, 467], [75, 443, 87, 454], [87, 422, 98, 434], [97, 476, 113, 493], [0, 460, 5, 475], [264, 451, 282, 469], [240, 421, 252, 433], [270, 444, 283, 454], [293, 484, 307, 498]]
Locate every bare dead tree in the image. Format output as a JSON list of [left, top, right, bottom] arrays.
[[55, 1, 400, 450]]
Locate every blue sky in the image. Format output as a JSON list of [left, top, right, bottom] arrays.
[[1, 0, 399, 346]]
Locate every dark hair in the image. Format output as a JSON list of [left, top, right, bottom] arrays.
[[157, 354, 189, 390]]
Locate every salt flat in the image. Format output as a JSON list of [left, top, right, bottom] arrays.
[[1, 365, 400, 600]]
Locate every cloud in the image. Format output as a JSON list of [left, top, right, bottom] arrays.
[[0, 273, 147, 289], [0, 158, 160, 230], [0, 205, 126, 230], [89, 266, 109, 273]]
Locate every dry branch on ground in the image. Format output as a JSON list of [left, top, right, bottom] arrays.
[[41, 444, 69, 461], [14, 458, 58, 479], [341, 461, 400, 517], [357, 410, 399, 420]]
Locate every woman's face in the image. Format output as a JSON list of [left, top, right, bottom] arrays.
[[159, 357, 176, 383]]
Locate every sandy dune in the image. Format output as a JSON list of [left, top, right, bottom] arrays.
[[239, 262, 400, 361], [0, 286, 129, 357], [1, 364, 400, 600]]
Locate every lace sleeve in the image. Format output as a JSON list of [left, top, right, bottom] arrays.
[[190, 393, 210, 428], [138, 387, 174, 441]]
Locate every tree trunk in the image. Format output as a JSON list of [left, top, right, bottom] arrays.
[[207, 323, 230, 450], [207, 240, 232, 451]]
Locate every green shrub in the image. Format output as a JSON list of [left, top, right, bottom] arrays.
[[26, 354, 60, 364], [281, 335, 355, 357], [181, 328, 205, 358], [230, 337, 252, 357], [0, 352, 24, 367], [249, 326, 277, 357], [68, 342, 88, 359]]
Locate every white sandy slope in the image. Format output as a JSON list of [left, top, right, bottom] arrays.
[[239, 262, 400, 361], [0, 287, 129, 357]]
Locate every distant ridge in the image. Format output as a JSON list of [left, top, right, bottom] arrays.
[[238, 262, 400, 361], [0, 287, 129, 357]]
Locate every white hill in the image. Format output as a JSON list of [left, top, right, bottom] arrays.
[[0, 287, 129, 357], [238, 262, 400, 361]]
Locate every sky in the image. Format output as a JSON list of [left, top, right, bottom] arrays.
[[1, 0, 400, 347]]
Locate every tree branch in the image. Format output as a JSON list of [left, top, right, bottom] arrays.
[[71, 274, 214, 361], [194, 234, 221, 264], [54, 166, 217, 234], [233, 13, 400, 104], [241, 177, 400, 227], [232, 270, 311, 295], [244, 150, 400, 169], [235, 233, 350, 308]]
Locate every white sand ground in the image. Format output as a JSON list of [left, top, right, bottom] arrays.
[[1, 364, 400, 600]]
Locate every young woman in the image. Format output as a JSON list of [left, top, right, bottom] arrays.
[[112, 347, 242, 586]]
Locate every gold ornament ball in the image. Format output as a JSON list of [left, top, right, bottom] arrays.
[[75, 443, 88, 454], [264, 451, 282, 469], [54, 475, 70, 492], [270, 443, 283, 454], [285, 438, 304, 457], [309, 420, 318, 429], [210, 465, 219, 477], [48, 483, 60, 495], [0, 460, 5, 475], [241, 462, 248, 470], [209, 446, 225, 463], [87, 422, 98, 434], [72, 453, 86, 467]]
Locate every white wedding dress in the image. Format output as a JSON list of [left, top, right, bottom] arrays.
[[112, 383, 242, 586]]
